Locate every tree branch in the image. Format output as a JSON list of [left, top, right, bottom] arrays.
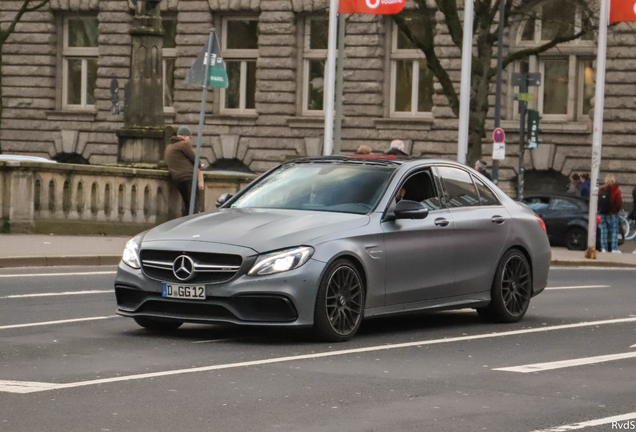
[[434, 0, 463, 49], [500, 29, 586, 72], [25, 0, 50, 12], [393, 6, 460, 116], [0, 0, 50, 45]]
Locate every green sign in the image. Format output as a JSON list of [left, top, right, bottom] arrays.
[[185, 31, 228, 89], [515, 93, 534, 102]]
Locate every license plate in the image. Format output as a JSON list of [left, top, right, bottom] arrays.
[[162, 283, 206, 300]]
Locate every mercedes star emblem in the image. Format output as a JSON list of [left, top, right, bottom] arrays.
[[172, 255, 195, 281]]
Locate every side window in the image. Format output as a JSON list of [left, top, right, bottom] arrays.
[[550, 198, 579, 211], [398, 170, 442, 211], [437, 166, 480, 208], [473, 175, 500, 206], [523, 197, 550, 211]]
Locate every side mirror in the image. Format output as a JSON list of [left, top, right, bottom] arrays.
[[215, 193, 233, 208], [394, 200, 429, 220]]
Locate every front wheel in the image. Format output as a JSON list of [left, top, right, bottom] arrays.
[[478, 249, 532, 323], [313, 259, 365, 342], [134, 316, 183, 332], [565, 227, 587, 251]]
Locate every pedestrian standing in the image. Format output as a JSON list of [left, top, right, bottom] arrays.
[[630, 186, 636, 254], [566, 173, 582, 196], [164, 126, 204, 214], [384, 140, 408, 156], [580, 173, 591, 199], [597, 174, 622, 253], [355, 145, 372, 155], [474, 160, 493, 181]]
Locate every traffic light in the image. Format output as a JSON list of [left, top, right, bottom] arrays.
[[526, 109, 542, 149]]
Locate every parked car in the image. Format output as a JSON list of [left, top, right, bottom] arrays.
[[115, 157, 551, 341], [522, 194, 625, 251], [0, 155, 56, 163]]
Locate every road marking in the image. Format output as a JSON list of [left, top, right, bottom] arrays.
[[192, 339, 235, 344], [1, 316, 635, 394], [530, 411, 636, 432], [0, 315, 117, 330], [546, 285, 610, 290], [551, 267, 636, 271], [0, 271, 116, 279], [1, 290, 112, 299], [494, 351, 636, 373]]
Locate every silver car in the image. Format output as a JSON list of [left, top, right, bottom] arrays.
[[115, 157, 551, 341]]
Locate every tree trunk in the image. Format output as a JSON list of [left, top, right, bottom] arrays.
[[466, 22, 497, 167], [0, 48, 3, 154]]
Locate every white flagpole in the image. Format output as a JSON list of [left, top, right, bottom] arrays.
[[585, 0, 610, 258], [323, 0, 339, 156], [457, 0, 475, 165]]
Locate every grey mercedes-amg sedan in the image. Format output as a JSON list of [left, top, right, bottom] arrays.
[[115, 157, 550, 341]]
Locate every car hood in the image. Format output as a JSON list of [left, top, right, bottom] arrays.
[[142, 208, 370, 253]]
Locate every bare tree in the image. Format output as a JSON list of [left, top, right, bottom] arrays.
[[0, 0, 50, 154], [394, 0, 594, 165]]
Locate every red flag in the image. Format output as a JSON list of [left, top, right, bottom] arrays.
[[338, 0, 406, 14], [610, 0, 636, 22]]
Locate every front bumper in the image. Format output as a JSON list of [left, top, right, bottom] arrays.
[[114, 257, 325, 327]]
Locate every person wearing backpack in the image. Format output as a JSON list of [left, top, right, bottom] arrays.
[[597, 174, 623, 253]]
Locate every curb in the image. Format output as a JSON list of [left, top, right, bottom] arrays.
[[550, 259, 636, 268], [0, 255, 121, 268]]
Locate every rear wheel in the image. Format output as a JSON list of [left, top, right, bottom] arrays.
[[313, 259, 365, 342], [478, 249, 532, 323], [565, 227, 587, 251], [133, 316, 183, 332]]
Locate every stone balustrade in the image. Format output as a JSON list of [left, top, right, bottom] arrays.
[[0, 161, 256, 235]]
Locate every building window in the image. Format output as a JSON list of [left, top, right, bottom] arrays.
[[162, 17, 177, 110], [303, 17, 328, 115], [62, 16, 99, 109], [391, 17, 434, 117], [514, 3, 594, 121], [221, 17, 258, 114]]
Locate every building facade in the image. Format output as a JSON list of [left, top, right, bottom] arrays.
[[1, 0, 635, 198]]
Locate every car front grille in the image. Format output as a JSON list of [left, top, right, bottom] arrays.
[[139, 249, 242, 284]]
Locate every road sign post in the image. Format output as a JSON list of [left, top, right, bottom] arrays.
[[185, 28, 228, 215], [512, 72, 541, 201], [492, 128, 506, 161]]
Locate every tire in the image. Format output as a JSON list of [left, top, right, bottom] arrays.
[[313, 259, 365, 342], [565, 227, 587, 251], [133, 316, 183, 332], [477, 249, 532, 323]]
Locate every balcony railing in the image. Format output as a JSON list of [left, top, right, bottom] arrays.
[[0, 161, 256, 234]]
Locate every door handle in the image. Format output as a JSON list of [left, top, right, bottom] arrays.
[[434, 218, 450, 227], [491, 215, 505, 224]]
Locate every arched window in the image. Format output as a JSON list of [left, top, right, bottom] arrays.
[[513, 1, 595, 121]]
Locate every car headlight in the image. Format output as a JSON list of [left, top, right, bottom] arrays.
[[122, 238, 141, 269], [248, 246, 314, 276]]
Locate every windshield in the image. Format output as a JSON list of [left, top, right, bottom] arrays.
[[231, 163, 395, 214]]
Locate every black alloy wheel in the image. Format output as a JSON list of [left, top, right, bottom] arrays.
[[478, 249, 532, 323], [565, 227, 587, 251], [314, 259, 365, 342], [134, 316, 183, 332]]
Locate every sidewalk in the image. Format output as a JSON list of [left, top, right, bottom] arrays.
[[0, 233, 635, 268], [0, 234, 128, 268]]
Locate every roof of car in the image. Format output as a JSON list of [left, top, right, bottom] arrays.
[[289, 156, 466, 168], [524, 194, 589, 201], [0, 155, 56, 163]]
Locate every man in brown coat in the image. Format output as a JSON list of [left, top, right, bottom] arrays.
[[164, 126, 204, 213]]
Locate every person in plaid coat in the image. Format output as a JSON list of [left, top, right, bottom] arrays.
[[598, 174, 622, 253]]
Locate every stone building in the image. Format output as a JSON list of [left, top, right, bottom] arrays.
[[1, 0, 635, 199]]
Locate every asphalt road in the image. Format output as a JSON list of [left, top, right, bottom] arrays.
[[1, 265, 635, 432]]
